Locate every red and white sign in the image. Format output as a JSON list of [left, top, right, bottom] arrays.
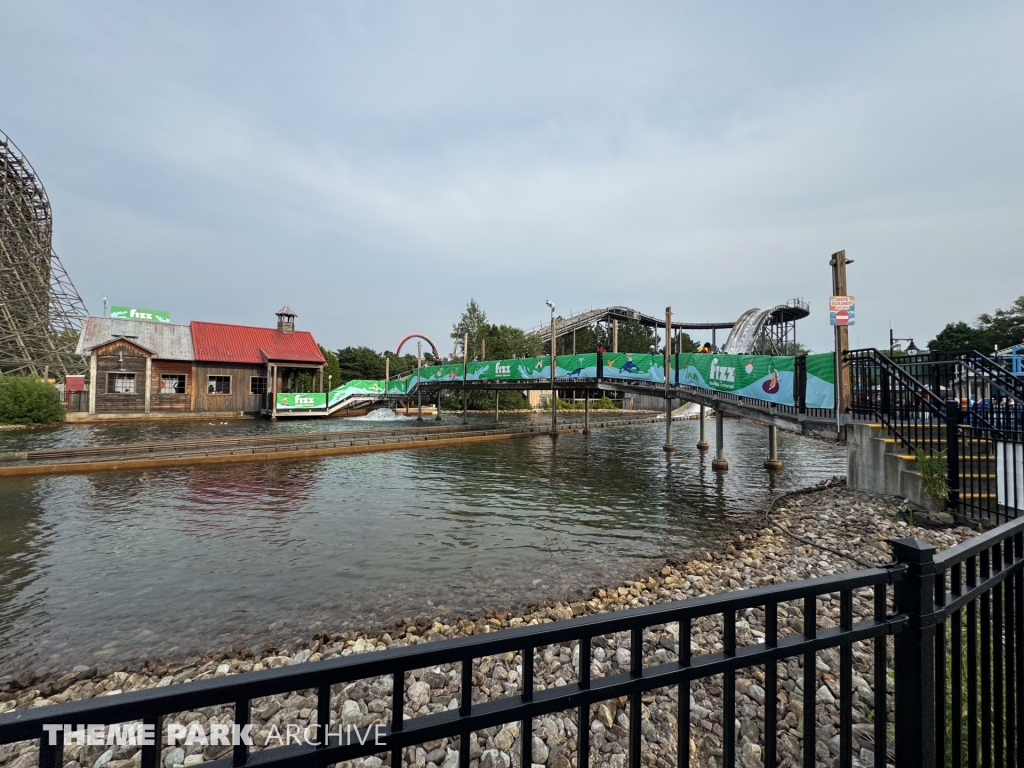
[[829, 295, 855, 327], [829, 295, 854, 312]]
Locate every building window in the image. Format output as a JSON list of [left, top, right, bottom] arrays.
[[107, 372, 136, 394], [208, 376, 231, 395], [250, 376, 268, 395], [160, 374, 187, 394]]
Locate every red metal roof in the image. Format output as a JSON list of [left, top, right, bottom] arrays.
[[190, 321, 325, 365]]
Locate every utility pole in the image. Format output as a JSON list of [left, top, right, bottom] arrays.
[[830, 250, 853, 426], [664, 306, 675, 453], [551, 311, 557, 435], [613, 319, 618, 353], [416, 341, 423, 421], [384, 356, 390, 403], [462, 332, 468, 425], [546, 301, 557, 436]]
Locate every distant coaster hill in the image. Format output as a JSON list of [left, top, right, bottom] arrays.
[[0, 129, 88, 378]]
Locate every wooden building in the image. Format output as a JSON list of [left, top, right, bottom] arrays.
[[191, 308, 326, 415], [75, 308, 325, 418], [76, 318, 196, 416]]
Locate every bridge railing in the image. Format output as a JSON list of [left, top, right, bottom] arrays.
[[848, 348, 1024, 523], [4, 516, 1022, 768]]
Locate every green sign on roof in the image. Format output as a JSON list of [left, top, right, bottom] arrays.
[[110, 306, 171, 323]]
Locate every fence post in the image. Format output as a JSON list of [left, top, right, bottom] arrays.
[[891, 537, 938, 768], [794, 354, 807, 413], [880, 364, 891, 416], [945, 399, 961, 511]]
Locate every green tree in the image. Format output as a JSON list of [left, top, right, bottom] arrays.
[[0, 377, 64, 425], [978, 296, 1024, 350], [485, 324, 544, 359], [928, 322, 993, 354], [928, 296, 1024, 352], [336, 346, 386, 380], [596, 319, 659, 353], [452, 299, 488, 359], [320, 346, 342, 391], [384, 351, 419, 376]]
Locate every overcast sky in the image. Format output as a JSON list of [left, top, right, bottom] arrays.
[[3, 3, 1022, 354]]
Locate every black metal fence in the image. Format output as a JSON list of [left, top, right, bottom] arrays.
[[2, 517, 1022, 768], [848, 348, 1024, 523]]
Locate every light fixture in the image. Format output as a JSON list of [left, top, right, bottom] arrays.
[[890, 324, 919, 357]]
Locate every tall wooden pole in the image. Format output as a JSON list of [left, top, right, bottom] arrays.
[[613, 319, 618, 353], [384, 357, 390, 406], [550, 314, 557, 435], [830, 250, 852, 427], [462, 332, 468, 425], [663, 306, 675, 453], [416, 341, 423, 421]]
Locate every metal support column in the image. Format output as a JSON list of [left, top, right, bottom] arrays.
[[550, 314, 557, 436], [764, 424, 782, 470], [712, 409, 728, 470], [583, 392, 591, 435], [416, 341, 423, 422], [495, 390, 500, 423], [697, 404, 709, 450], [462, 333, 468, 425], [664, 306, 675, 453]]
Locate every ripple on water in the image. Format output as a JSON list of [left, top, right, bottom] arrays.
[[0, 417, 845, 677]]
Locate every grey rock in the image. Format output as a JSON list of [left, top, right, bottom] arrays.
[[480, 749, 511, 768], [531, 736, 548, 764], [163, 749, 185, 768], [408, 681, 431, 708], [341, 700, 362, 726]]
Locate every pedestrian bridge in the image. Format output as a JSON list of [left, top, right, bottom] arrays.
[[271, 349, 839, 439]]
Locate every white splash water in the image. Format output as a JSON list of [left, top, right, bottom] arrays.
[[348, 408, 417, 422]]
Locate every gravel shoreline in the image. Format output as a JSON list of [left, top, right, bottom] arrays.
[[0, 479, 977, 768]]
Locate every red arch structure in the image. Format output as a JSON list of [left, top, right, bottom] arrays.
[[395, 333, 440, 359]]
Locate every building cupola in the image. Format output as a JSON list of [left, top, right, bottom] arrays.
[[275, 306, 296, 334]]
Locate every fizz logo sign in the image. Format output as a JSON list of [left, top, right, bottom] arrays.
[[294, 395, 315, 405], [110, 306, 170, 323], [494, 363, 511, 377], [709, 358, 735, 383]]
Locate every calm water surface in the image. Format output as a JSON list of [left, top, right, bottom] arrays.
[[0, 414, 844, 678]]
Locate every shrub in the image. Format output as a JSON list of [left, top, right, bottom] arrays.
[[914, 448, 950, 508], [0, 377, 65, 425]]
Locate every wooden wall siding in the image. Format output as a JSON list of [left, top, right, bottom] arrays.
[[193, 363, 266, 413], [94, 342, 148, 413], [151, 360, 193, 412]]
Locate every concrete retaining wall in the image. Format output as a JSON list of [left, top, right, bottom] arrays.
[[847, 422, 940, 512]]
